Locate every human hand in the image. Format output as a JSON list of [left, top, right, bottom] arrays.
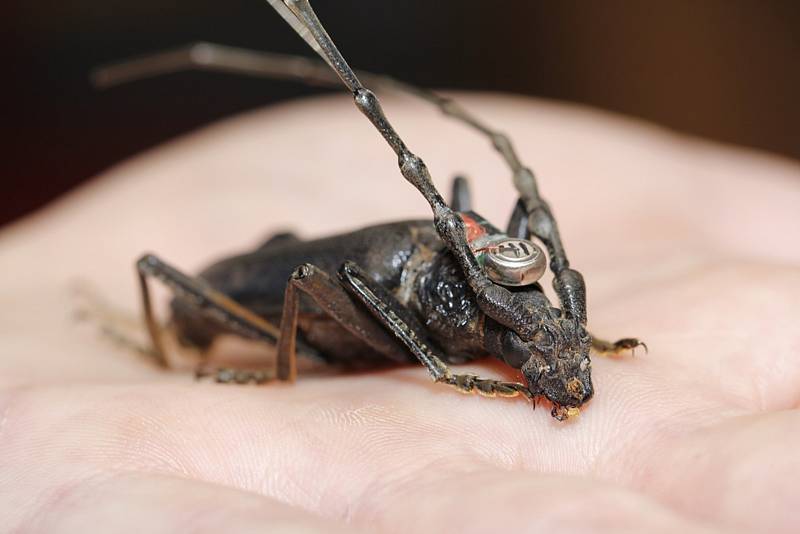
[[1, 94, 798, 533]]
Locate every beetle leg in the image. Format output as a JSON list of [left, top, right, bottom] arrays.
[[338, 261, 531, 400], [137, 253, 285, 368], [450, 175, 471, 212], [590, 335, 648, 357], [195, 366, 273, 385], [275, 263, 413, 382], [449, 374, 532, 399]]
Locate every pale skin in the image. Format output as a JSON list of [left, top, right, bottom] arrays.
[[1, 94, 799, 533]]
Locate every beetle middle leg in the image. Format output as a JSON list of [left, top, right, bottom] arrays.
[[138, 254, 415, 384]]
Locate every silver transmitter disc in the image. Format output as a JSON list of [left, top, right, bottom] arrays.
[[482, 238, 546, 287]]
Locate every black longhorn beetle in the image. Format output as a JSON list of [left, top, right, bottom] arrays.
[[95, 0, 644, 421]]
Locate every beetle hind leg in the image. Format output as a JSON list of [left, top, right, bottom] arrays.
[[195, 366, 273, 385], [137, 253, 288, 374], [137, 252, 417, 384]]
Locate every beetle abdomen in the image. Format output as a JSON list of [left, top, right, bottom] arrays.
[[169, 219, 440, 361]]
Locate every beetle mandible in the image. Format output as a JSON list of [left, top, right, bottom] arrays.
[[97, 0, 645, 421]]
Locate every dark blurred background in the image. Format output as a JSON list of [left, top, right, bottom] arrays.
[[3, 1, 799, 225]]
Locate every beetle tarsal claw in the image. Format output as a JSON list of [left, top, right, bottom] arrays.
[[591, 336, 648, 357]]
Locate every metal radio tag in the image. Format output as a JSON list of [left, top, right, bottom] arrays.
[[479, 237, 546, 287]]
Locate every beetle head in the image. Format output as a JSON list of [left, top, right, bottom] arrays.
[[521, 315, 593, 420], [484, 295, 593, 420]]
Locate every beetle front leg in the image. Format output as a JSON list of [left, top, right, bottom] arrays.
[[338, 261, 532, 400], [591, 335, 648, 357], [449, 373, 532, 399]]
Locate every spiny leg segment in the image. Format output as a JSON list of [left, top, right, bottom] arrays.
[[137, 253, 283, 380], [275, 263, 413, 381]]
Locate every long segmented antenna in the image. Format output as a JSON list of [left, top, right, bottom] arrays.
[[268, 0, 587, 329], [93, 42, 563, 270], [267, 1, 541, 213], [94, 7, 552, 226], [94, 0, 586, 331], [266, 0, 334, 71], [269, 0, 575, 279], [270, 0, 361, 92], [267, 0, 491, 292], [93, 42, 544, 222]]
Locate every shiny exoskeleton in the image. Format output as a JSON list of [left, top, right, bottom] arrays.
[[112, 0, 644, 421], [174, 217, 545, 370]]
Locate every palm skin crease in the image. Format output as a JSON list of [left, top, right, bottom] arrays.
[[0, 94, 799, 534]]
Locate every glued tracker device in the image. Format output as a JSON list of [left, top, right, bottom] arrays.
[[459, 212, 546, 287]]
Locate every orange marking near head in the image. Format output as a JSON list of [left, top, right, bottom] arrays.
[[459, 213, 487, 243]]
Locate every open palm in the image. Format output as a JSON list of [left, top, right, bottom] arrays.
[[1, 94, 798, 533]]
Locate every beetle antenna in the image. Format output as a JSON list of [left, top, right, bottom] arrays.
[[94, 1, 584, 329], [94, 38, 542, 235]]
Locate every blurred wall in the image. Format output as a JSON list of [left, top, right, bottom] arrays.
[[2, 1, 798, 225]]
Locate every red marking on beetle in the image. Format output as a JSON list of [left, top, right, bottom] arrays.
[[459, 213, 487, 243]]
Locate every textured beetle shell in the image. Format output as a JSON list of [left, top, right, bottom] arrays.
[[170, 220, 490, 366]]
